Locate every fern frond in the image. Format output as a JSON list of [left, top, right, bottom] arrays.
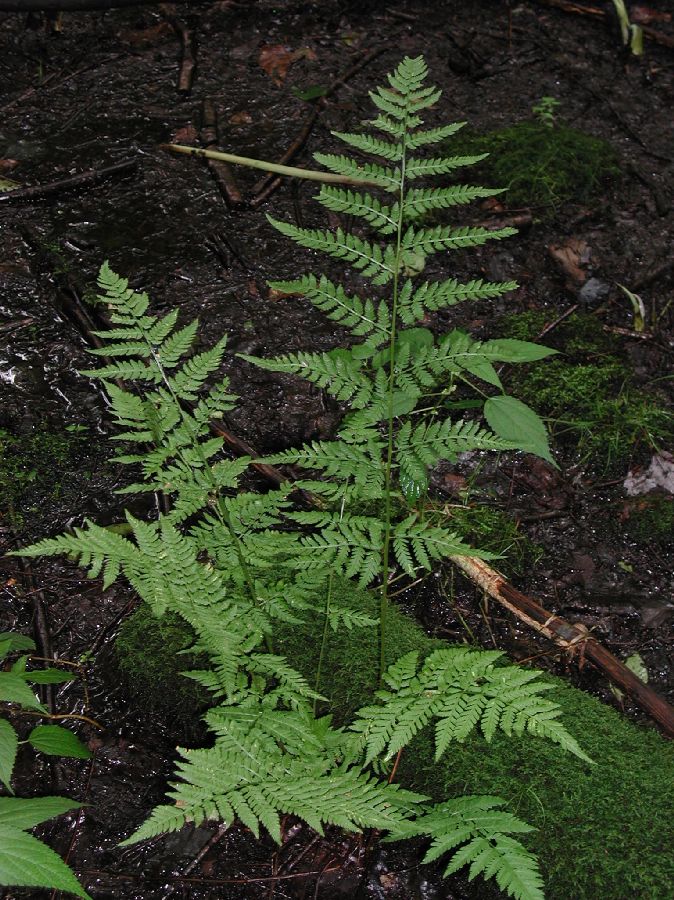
[[267, 217, 395, 284], [157, 318, 199, 368], [313, 153, 399, 190], [262, 433, 384, 489], [407, 796, 544, 900], [11, 521, 138, 590], [315, 186, 397, 234], [167, 337, 228, 401], [239, 349, 373, 408], [402, 185, 501, 221], [393, 517, 483, 576], [405, 154, 488, 179], [399, 277, 517, 325], [269, 274, 391, 341], [294, 516, 383, 587], [405, 121, 465, 150], [80, 359, 161, 383], [402, 224, 518, 259], [332, 131, 403, 162], [95, 261, 150, 319]]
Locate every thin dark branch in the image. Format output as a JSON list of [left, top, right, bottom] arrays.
[[0, 158, 138, 204]]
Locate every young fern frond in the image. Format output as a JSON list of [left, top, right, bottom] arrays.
[[351, 649, 593, 766], [390, 796, 544, 900]]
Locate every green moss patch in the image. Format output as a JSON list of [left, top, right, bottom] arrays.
[[496, 313, 673, 470], [117, 583, 674, 899], [445, 120, 619, 213]]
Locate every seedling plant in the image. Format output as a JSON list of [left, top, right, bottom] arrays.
[[15, 58, 592, 900], [0, 633, 91, 897]]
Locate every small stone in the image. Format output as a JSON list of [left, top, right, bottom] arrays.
[[578, 277, 610, 306]]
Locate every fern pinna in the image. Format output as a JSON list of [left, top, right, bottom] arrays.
[[14, 59, 591, 900]]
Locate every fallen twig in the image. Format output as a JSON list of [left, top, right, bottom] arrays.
[[450, 555, 674, 738], [0, 0, 209, 10], [0, 158, 138, 204], [200, 98, 245, 208], [251, 46, 387, 204], [168, 16, 197, 93]]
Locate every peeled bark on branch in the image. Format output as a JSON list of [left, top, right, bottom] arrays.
[[450, 555, 674, 738]]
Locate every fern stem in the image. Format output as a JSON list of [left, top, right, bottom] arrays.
[[313, 573, 334, 712], [163, 144, 381, 187], [379, 118, 409, 685]]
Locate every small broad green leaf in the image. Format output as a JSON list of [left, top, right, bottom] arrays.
[[625, 652, 648, 683], [458, 356, 502, 388], [611, 652, 648, 703], [0, 634, 36, 657], [10, 655, 28, 674], [0, 719, 18, 792], [292, 84, 328, 101], [479, 339, 557, 363], [0, 177, 21, 191], [0, 673, 46, 712], [24, 669, 77, 685], [484, 395, 555, 465], [0, 796, 83, 830], [28, 726, 92, 759], [0, 824, 91, 898], [400, 469, 429, 503]]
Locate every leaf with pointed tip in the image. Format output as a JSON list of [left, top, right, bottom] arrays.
[[0, 825, 91, 898], [484, 395, 555, 465]]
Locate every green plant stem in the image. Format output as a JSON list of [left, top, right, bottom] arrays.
[[163, 144, 381, 187], [379, 122, 409, 685], [313, 573, 333, 711]]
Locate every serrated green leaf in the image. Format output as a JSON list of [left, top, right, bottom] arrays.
[[28, 726, 92, 759], [484, 395, 555, 465], [0, 719, 18, 792], [0, 824, 91, 898], [0, 673, 46, 712], [24, 668, 77, 685], [479, 339, 557, 363], [0, 634, 36, 655], [0, 796, 83, 830]]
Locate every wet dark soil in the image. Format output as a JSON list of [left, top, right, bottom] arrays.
[[1, 1, 673, 897]]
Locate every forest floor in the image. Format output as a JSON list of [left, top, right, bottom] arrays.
[[0, 0, 673, 897]]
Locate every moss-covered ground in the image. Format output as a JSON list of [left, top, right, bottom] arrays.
[[443, 119, 619, 213], [496, 312, 673, 471], [117, 583, 674, 900]]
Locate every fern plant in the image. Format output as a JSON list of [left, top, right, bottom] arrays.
[[13, 58, 593, 900]]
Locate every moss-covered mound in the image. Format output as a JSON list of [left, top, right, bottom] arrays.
[[445, 120, 619, 212], [117, 585, 674, 900]]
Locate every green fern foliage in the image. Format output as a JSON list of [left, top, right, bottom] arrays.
[[390, 796, 544, 900], [12, 57, 592, 900], [351, 650, 592, 765]]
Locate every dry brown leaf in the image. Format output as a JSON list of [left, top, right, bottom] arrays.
[[259, 44, 317, 85], [548, 237, 591, 286], [229, 110, 253, 126], [172, 124, 198, 144]]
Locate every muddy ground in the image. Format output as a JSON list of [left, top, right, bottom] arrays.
[[0, 0, 673, 897]]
